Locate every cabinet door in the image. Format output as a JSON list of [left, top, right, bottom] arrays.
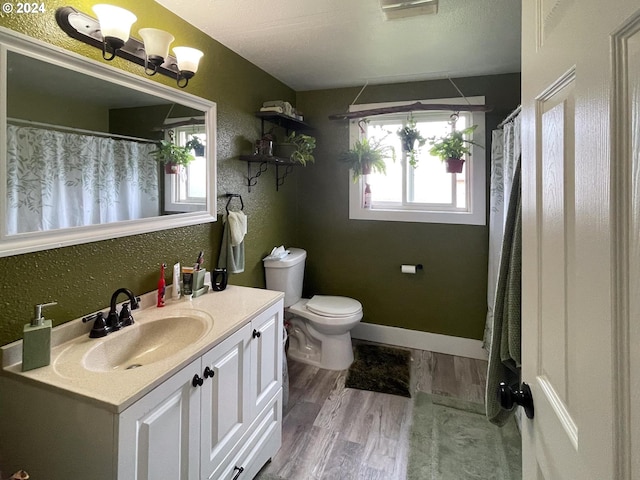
[[118, 359, 201, 480], [200, 323, 251, 479], [250, 300, 283, 415]]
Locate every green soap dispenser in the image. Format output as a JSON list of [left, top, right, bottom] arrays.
[[22, 301, 57, 372]]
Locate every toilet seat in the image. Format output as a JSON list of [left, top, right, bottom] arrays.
[[306, 295, 362, 317]]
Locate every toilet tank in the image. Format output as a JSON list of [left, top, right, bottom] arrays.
[[263, 248, 306, 307]]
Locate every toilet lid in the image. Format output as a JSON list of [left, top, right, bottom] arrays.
[[306, 295, 362, 317]]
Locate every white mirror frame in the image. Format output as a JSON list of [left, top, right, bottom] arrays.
[[0, 28, 217, 258]]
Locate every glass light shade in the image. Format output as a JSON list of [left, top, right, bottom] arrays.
[[139, 28, 174, 61], [173, 46, 204, 74], [92, 4, 137, 43]]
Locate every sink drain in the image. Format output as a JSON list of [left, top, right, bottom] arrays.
[[125, 363, 143, 370]]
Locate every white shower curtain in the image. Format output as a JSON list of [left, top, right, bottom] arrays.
[[483, 114, 521, 350], [6, 125, 159, 235]]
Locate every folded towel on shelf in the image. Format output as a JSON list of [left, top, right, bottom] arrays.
[[259, 106, 284, 114], [228, 211, 247, 247], [218, 213, 245, 274]]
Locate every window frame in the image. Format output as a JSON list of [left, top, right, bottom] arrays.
[[347, 97, 486, 226], [164, 120, 207, 213]]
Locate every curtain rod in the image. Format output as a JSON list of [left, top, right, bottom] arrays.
[[7, 117, 157, 144], [497, 105, 521, 129], [328, 102, 493, 121], [153, 117, 205, 131]]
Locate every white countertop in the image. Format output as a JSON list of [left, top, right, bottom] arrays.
[[0, 286, 283, 413]]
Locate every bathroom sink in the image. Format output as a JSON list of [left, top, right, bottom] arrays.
[[65, 316, 210, 372], [81, 316, 208, 372]]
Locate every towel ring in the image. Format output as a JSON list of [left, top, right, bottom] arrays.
[[225, 193, 244, 214]]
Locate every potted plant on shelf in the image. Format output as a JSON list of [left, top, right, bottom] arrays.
[[274, 132, 317, 165], [339, 136, 396, 182], [427, 125, 481, 173], [185, 136, 205, 157], [397, 115, 426, 168], [151, 139, 195, 174]]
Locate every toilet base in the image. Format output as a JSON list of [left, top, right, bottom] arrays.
[[286, 317, 354, 371]]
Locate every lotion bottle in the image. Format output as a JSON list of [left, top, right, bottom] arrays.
[[22, 301, 57, 372]]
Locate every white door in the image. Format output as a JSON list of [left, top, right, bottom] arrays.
[[521, 1, 639, 479]]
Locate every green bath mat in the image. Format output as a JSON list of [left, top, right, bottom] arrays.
[[408, 392, 521, 480], [345, 343, 411, 397]]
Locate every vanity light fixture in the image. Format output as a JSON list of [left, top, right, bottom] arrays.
[[139, 28, 175, 76], [173, 46, 204, 88], [55, 6, 204, 88], [92, 4, 137, 60]]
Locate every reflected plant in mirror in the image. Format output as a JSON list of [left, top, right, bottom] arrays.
[[0, 28, 217, 257]]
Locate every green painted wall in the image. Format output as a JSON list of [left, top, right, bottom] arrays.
[[8, 78, 109, 131], [295, 74, 520, 340], [0, 1, 298, 345], [0, 1, 521, 345]]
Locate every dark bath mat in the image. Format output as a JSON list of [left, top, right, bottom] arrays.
[[345, 343, 411, 397]]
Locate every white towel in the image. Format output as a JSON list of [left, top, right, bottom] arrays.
[[228, 211, 247, 247], [218, 213, 245, 274], [259, 106, 284, 114]]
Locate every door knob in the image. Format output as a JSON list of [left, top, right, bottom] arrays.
[[203, 366, 215, 379], [252, 329, 261, 338], [498, 381, 534, 419]]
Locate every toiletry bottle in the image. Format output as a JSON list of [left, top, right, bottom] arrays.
[[173, 262, 181, 299], [157, 263, 166, 307], [22, 301, 57, 372], [364, 183, 372, 208]]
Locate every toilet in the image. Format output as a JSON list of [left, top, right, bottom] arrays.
[[264, 248, 362, 370]]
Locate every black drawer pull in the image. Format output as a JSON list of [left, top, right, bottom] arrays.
[[232, 466, 244, 480], [203, 366, 215, 379], [252, 329, 261, 338], [192, 374, 204, 387]]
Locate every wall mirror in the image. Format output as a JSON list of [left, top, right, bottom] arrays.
[[0, 28, 217, 258]]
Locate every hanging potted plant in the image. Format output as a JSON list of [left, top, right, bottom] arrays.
[[185, 136, 205, 157], [339, 136, 396, 182], [427, 125, 481, 173], [273, 132, 317, 165], [397, 115, 426, 168], [151, 139, 195, 174]]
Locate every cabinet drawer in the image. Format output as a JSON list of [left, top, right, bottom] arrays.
[[210, 388, 282, 480]]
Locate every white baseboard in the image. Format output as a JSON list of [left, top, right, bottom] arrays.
[[351, 322, 488, 360]]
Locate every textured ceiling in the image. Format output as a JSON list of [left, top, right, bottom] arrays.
[[155, 0, 521, 91]]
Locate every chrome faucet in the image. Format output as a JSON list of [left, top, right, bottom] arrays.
[[106, 288, 140, 332]]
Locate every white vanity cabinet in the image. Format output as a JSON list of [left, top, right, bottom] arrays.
[[0, 293, 283, 480], [118, 301, 283, 480]]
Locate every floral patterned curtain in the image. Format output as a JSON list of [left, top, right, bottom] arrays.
[[483, 114, 521, 351], [6, 125, 159, 235]]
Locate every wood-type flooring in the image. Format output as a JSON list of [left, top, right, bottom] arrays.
[[256, 345, 488, 480]]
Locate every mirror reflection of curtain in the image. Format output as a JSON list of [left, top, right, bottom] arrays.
[[6, 125, 159, 235], [483, 114, 521, 351]]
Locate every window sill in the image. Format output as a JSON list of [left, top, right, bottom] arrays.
[[348, 205, 486, 226]]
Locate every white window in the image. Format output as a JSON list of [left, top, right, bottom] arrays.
[[164, 122, 207, 213], [348, 97, 486, 225]]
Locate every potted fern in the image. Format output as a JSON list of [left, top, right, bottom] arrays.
[[397, 115, 426, 168], [339, 136, 396, 182], [427, 125, 481, 173], [185, 136, 205, 157], [151, 140, 195, 174]]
